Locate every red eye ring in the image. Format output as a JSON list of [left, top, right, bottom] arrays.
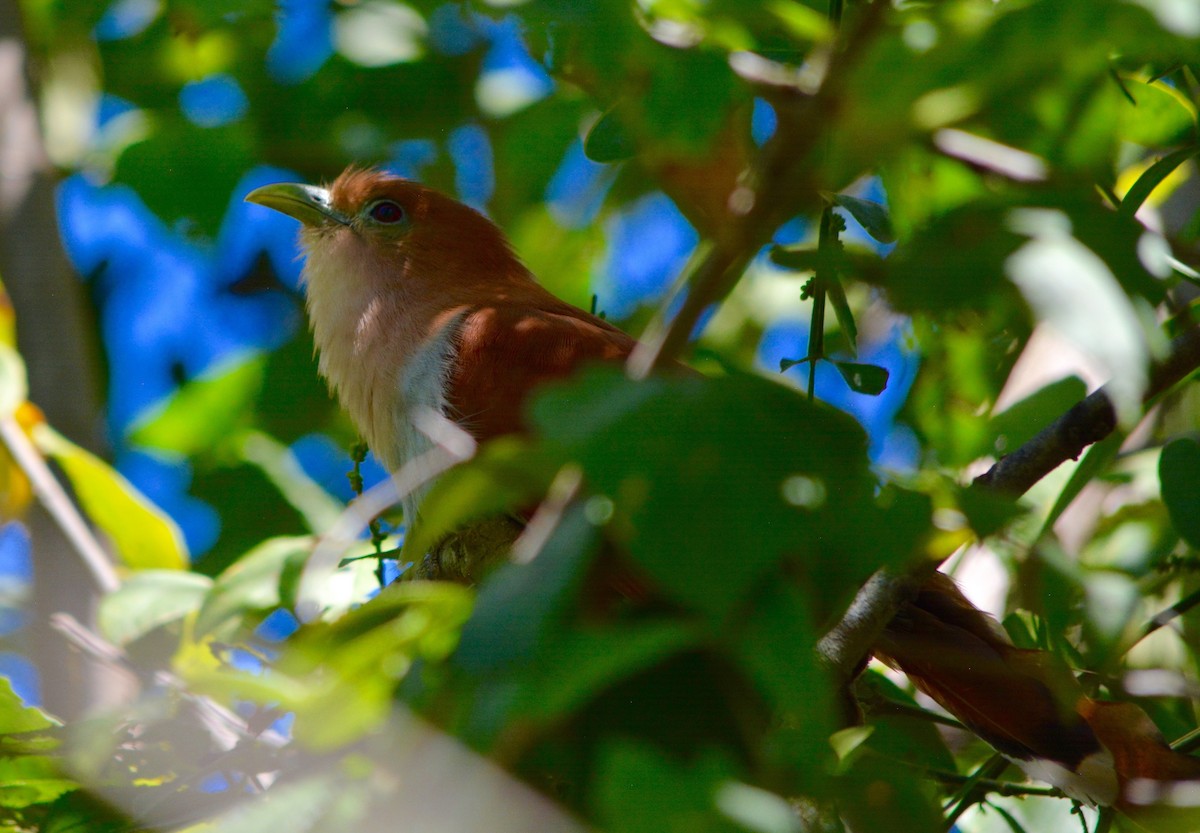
[[368, 200, 405, 224]]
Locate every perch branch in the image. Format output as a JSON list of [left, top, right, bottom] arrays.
[[819, 325, 1200, 680]]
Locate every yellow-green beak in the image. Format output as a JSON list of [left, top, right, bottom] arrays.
[[244, 182, 351, 227]]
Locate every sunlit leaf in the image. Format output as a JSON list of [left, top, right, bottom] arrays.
[[0, 757, 77, 808], [32, 425, 188, 570], [0, 677, 56, 735]]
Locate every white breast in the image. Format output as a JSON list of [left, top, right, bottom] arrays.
[[387, 314, 462, 523]]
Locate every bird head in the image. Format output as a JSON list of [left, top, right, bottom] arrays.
[[245, 167, 530, 297], [242, 167, 551, 476]]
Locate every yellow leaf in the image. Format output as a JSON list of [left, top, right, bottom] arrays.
[[32, 425, 188, 570], [0, 274, 15, 349]]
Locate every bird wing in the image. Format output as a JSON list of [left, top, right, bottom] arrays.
[[445, 298, 638, 444]]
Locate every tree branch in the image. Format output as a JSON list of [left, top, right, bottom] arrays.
[[819, 325, 1200, 680], [975, 326, 1200, 495]]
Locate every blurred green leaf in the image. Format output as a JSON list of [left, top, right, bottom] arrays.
[[1116, 78, 1196, 147], [195, 536, 313, 636], [455, 502, 598, 674], [33, 425, 189, 570], [0, 757, 77, 809], [881, 206, 1022, 312], [239, 431, 344, 533], [516, 623, 698, 722], [98, 570, 212, 646], [115, 121, 255, 235], [585, 107, 638, 163], [857, 671, 957, 773], [0, 677, 56, 736], [767, 0, 833, 43], [131, 356, 266, 457], [594, 741, 743, 833], [1160, 438, 1200, 549]]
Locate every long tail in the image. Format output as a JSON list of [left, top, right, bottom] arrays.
[[875, 573, 1200, 816]]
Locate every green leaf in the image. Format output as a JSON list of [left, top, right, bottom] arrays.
[[855, 671, 957, 773], [32, 425, 188, 570], [195, 536, 313, 636], [832, 195, 895, 244], [1116, 78, 1196, 147], [595, 741, 743, 833], [0, 757, 77, 808], [880, 206, 1022, 312], [0, 677, 56, 735], [826, 277, 858, 357], [515, 623, 698, 722], [130, 355, 266, 456], [1160, 438, 1200, 548], [1119, 143, 1200, 219], [455, 502, 598, 674], [531, 370, 877, 618], [735, 583, 832, 782], [1041, 431, 1125, 535], [989, 801, 1032, 833], [584, 107, 637, 163], [97, 570, 212, 646], [833, 362, 889, 396], [114, 120, 255, 236]]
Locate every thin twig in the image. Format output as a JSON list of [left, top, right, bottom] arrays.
[[0, 416, 119, 592], [625, 0, 889, 379]]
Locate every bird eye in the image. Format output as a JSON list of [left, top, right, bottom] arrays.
[[367, 200, 405, 224]]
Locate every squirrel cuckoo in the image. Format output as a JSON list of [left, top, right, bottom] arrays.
[[246, 167, 1200, 817]]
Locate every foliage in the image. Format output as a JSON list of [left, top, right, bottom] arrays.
[[5, 0, 1200, 831]]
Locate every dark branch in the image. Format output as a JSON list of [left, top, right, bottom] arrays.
[[819, 325, 1200, 679], [975, 326, 1200, 495]]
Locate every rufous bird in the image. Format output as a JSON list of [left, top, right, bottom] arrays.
[[246, 167, 1200, 822]]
